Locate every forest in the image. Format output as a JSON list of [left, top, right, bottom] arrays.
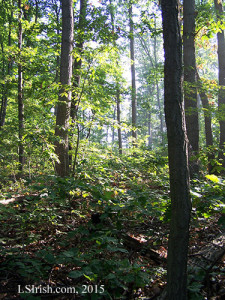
[[0, 0, 225, 299]]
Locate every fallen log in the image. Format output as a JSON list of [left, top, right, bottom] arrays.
[[120, 234, 166, 265], [0, 193, 41, 205], [90, 214, 166, 265]]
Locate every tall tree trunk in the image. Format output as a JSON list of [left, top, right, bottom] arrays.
[[214, 0, 225, 170], [0, 39, 6, 128], [69, 0, 87, 170], [197, 71, 214, 173], [116, 89, 122, 155], [0, 94, 7, 127], [54, 1, 61, 116], [183, 0, 199, 178], [109, 0, 123, 155], [129, 1, 137, 145], [147, 86, 153, 148], [0, 39, 7, 128], [70, 0, 87, 120], [161, 0, 191, 299], [18, 0, 25, 172], [109, 0, 122, 154], [153, 22, 164, 145], [156, 80, 164, 144], [55, 0, 74, 177], [148, 112, 152, 148], [112, 106, 115, 144], [0, 6, 13, 128]]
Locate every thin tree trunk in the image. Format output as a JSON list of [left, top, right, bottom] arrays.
[[69, 0, 87, 171], [109, 0, 122, 154], [153, 24, 164, 145], [161, 0, 191, 299], [54, 1, 61, 116], [112, 106, 115, 144], [0, 97, 6, 128], [138, 37, 155, 148], [116, 89, 122, 155], [129, 1, 137, 145], [71, 0, 87, 120], [0, 40, 6, 128], [18, 0, 25, 172], [148, 112, 152, 148], [156, 81, 163, 144], [183, 0, 199, 178], [72, 124, 80, 175], [0, 7, 13, 128], [55, 0, 74, 177], [214, 0, 225, 170], [196, 71, 214, 173]]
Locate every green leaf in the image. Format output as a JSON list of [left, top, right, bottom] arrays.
[[62, 249, 78, 258], [84, 273, 97, 281], [205, 174, 220, 183], [68, 270, 83, 279], [106, 245, 128, 253], [104, 273, 117, 280]]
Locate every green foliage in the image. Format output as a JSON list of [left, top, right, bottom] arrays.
[[0, 148, 169, 298], [196, 1, 217, 40], [191, 175, 225, 223], [1, 144, 225, 298]]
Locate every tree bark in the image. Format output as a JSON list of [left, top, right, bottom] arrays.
[[129, 1, 137, 145], [214, 0, 225, 170], [161, 0, 191, 299], [0, 36, 7, 128], [153, 22, 164, 146], [109, 0, 122, 154], [53, 1, 61, 116], [116, 89, 122, 155], [148, 112, 152, 148], [70, 0, 87, 120], [0, 96, 6, 128], [55, 0, 74, 177], [112, 106, 115, 144], [196, 71, 214, 173], [18, 0, 25, 172], [69, 0, 87, 171], [183, 0, 199, 178]]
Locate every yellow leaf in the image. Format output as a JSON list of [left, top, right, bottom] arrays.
[[205, 174, 220, 183]]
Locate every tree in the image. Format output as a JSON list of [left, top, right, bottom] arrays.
[[0, 1, 13, 129], [109, 0, 122, 154], [183, 0, 199, 178], [18, 0, 25, 172], [52, 0, 61, 87], [116, 88, 122, 154], [136, 25, 164, 150], [129, 0, 137, 145], [161, 0, 191, 299], [71, 0, 87, 120], [52, 1, 61, 118], [153, 17, 164, 146], [55, 0, 74, 177], [214, 0, 225, 170], [197, 71, 214, 173]]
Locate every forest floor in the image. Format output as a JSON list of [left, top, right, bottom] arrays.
[[0, 154, 225, 299]]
